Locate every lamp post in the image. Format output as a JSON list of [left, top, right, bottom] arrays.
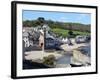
[[38, 17, 46, 51], [43, 27, 46, 51]]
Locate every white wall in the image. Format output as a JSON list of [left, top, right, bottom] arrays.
[[0, 0, 99, 80]]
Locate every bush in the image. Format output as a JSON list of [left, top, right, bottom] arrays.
[[43, 55, 56, 67]]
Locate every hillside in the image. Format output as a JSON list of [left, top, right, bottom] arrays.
[[23, 20, 91, 32]]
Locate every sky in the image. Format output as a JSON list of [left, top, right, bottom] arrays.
[[23, 10, 91, 25]]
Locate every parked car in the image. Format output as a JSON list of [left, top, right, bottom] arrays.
[[75, 36, 89, 43]]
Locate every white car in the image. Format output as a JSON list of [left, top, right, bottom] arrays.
[[75, 36, 86, 43]]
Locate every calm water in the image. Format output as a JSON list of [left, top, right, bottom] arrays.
[[56, 55, 71, 64]]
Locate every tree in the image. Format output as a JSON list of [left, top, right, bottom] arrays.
[[23, 20, 32, 27], [36, 17, 45, 27]]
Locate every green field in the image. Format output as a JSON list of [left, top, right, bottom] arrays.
[[52, 28, 90, 38]]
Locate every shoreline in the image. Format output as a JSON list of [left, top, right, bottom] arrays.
[[24, 40, 90, 69]]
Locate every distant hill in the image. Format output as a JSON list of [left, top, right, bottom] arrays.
[[23, 20, 91, 32]]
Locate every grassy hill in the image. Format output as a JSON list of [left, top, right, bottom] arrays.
[[52, 28, 90, 38]]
